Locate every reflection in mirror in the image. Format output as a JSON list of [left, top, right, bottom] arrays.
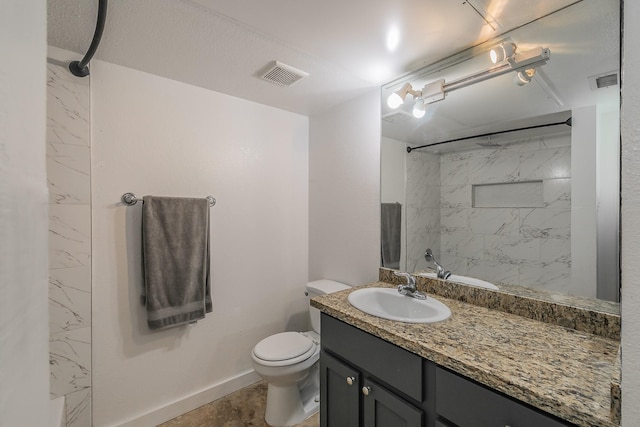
[[380, 0, 620, 304]]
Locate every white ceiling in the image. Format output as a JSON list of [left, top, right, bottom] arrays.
[[46, 0, 613, 118]]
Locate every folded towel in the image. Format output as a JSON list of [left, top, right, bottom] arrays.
[[381, 202, 402, 269], [142, 196, 211, 330]]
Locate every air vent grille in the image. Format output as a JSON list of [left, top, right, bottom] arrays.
[[382, 111, 413, 123], [588, 71, 619, 90], [596, 74, 618, 88], [261, 61, 309, 87]]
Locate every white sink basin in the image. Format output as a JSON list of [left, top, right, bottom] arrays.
[[347, 288, 451, 323], [419, 272, 499, 290]]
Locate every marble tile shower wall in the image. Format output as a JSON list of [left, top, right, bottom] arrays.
[[406, 149, 441, 272], [438, 134, 572, 292], [47, 63, 92, 427]]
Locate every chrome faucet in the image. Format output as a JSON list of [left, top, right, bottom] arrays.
[[424, 248, 452, 280], [394, 272, 427, 300]]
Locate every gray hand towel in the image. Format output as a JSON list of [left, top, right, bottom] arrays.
[[381, 202, 402, 269], [142, 196, 212, 330]]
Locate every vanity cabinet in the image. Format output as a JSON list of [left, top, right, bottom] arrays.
[[320, 313, 575, 427], [320, 314, 429, 427]]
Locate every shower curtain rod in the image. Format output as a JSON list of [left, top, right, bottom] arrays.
[[69, 0, 108, 77], [406, 117, 572, 153]]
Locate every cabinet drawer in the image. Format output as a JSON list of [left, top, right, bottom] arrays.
[[321, 314, 422, 401], [436, 367, 573, 427]]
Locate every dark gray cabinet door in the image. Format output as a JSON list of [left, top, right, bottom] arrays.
[[436, 367, 573, 427], [321, 350, 360, 427], [362, 378, 424, 427]]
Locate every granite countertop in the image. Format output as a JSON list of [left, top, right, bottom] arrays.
[[312, 281, 620, 427]]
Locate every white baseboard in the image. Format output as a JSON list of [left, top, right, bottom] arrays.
[[116, 369, 261, 427]]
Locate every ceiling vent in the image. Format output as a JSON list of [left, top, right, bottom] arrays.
[[382, 111, 413, 124], [260, 61, 309, 87], [588, 71, 619, 90]]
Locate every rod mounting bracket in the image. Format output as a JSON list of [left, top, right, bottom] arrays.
[[68, 61, 90, 78]]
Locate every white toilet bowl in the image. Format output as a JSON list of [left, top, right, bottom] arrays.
[[250, 279, 350, 427], [251, 331, 320, 426]]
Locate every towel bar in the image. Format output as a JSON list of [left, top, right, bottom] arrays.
[[121, 192, 216, 207]]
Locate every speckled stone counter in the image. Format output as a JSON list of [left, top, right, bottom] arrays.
[[383, 268, 621, 340], [312, 282, 620, 427]]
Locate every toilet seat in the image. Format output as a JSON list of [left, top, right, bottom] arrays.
[[253, 332, 317, 367]]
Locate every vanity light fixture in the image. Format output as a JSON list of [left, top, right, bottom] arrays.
[[387, 82, 417, 108], [490, 42, 516, 64], [386, 43, 550, 118], [514, 68, 536, 86], [387, 79, 445, 113]]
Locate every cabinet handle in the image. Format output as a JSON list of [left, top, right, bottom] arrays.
[[346, 376, 355, 386], [362, 386, 371, 396]]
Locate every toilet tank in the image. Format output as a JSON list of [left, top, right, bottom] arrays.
[[306, 279, 350, 333]]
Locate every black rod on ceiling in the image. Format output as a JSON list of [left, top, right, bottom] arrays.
[[406, 117, 572, 153], [69, 0, 108, 77]]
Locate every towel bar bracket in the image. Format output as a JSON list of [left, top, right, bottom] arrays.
[[121, 193, 216, 207]]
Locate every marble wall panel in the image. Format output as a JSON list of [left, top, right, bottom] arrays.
[[468, 150, 520, 184], [455, 233, 485, 260], [440, 232, 468, 257], [486, 235, 541, 265], [520, 146, 571, 181], [408, 183, 440, 209], [47, 64, 90, 147], [440, 159, 468, 185], [66, 389, 92, 427], [440, 208, 469, 234], [468, 208, 520, 236], [543, 178, 572, 209], [47, 62, 92, 426], [48, 205, 91, 269], [50, 327, 91, 398], [47, 142, 91, 204], [406, 206, 440, 234], [49, 266, 91, 334], [441, 184, 471, 209], [406, 151, 441, 270], [519, 262, 572, 292], [407, 150, 440, 182], [540, 237, 572, 265], [520, 208, 572, 239], [467, 258, 520, 284], [434, 134, 572, 292]]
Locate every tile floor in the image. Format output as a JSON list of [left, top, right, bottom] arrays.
[[158, 381, 319, 427]]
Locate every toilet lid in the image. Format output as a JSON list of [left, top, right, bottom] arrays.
[[253, 332, 314, 362]]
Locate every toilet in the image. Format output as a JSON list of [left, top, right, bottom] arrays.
[[251, 279, 350, 427]]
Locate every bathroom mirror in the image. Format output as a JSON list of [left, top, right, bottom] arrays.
[[380, 0, 620, 305]]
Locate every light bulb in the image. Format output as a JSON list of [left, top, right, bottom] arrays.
[[490, 43, 516, 64], [490, 48, 502, 64], [387, 82, 413, 109], [387, 92, 404, 109], [514, 68, 536, 86], [412, 100, 426, 118]]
